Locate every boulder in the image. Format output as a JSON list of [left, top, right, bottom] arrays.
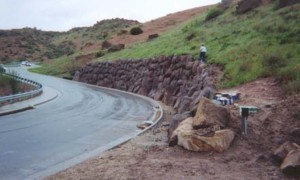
[[148, 34, 159, 40], [168, 114, 193, 146], [169, 117, 194, 146], [193, 97, 230, 129], [177, 128, 235, 152], [273, 141, 300, 164], [108, 44, 125, 52], [280, 149, 300, 176]]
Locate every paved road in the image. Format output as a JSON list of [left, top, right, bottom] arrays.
[[0, 67, 155, 180]]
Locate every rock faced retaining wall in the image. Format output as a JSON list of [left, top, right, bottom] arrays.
[[73, 55, 215, 113]]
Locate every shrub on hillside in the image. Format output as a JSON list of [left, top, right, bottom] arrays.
[[205, 8, 224, 21], [263, 54, 286, 68], [0, 66, 5, 73], [117, 29, 128, 36], [285, 76, 300, 93], [101, 40, 112, 50], [218, 0, 233, 10], [130, 27, 143, 35], [185, 32, 196, 41], [273, 0, 299, 10], [95, 51, 105, 58], [0, 75, 10, 93], [108, 44, 125, 52], [5, 70, 20, 94], [236, 0, 262, 14], [66, 63, 80, 77], [262, 54, 287, 77]]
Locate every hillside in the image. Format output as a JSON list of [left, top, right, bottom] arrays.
[[50, 18, 140, 53], [30, 0, 300, 93], [0, 19, 140, 63], [94, 0, 299, 92], [28, 5, 212, 77], [0, 28, 63, 62]]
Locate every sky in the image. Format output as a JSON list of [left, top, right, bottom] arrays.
[[0, 0, 221, 32]]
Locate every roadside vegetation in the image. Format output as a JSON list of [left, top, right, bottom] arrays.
[[28, 55, 75, 78], [0, 68, 20, 95]]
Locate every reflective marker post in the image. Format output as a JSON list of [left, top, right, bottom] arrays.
[[241, 108, 249, 136], [238, 105, 259, 137]]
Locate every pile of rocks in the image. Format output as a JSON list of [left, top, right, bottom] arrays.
[[168, 97, 235, 152], [73, 55, 214, 113]]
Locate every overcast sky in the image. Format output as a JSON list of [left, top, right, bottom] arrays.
[[0, 0, 220, 32]]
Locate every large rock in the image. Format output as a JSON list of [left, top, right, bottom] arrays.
[[177, 128, 235, 152], [193, 97, 230, 129], [280, 149, 300, 176], [168, 114, 193, 146], [273, 141, 300, 164], [170, 117, 234, 152]]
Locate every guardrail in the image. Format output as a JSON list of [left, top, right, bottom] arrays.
[[0, 73, 43, 106], [0, 63, 21, 68]]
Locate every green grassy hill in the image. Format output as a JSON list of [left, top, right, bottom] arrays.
[[31, 1, 299, 92], [94, 1, 299, 92]]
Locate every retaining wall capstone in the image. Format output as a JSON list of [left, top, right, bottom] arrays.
[[73, 55, 215, 113]]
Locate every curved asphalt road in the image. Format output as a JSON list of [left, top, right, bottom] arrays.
[[0, 67, 155, 180]]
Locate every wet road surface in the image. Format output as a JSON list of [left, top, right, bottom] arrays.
[[0, 67, 155, 179]]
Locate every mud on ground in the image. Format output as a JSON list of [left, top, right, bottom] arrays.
[[46, 78, 300, 180]]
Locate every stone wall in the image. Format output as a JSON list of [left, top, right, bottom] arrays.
[[73, 55, 215, 113]]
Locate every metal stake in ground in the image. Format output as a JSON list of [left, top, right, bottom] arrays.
[[241, 108, 249, 136]]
